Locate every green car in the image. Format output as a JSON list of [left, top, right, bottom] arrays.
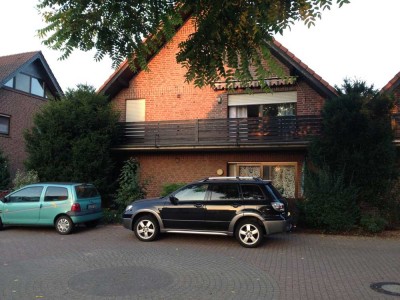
[[0, 183, 103, 234]]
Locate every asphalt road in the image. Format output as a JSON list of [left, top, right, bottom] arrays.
[[0, 225, 399, 300]]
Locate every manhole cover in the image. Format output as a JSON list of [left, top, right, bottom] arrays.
[[370, 282, 400, 297], [68, 266, 174, 297]]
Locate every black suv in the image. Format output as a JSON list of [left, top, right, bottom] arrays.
[[122, 177, 291, 248]]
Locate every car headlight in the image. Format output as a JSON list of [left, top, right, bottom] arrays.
[[125, 204, 133, 211]]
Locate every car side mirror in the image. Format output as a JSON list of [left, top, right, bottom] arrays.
[[1, 196, 9, 203], [169, 196, 178, 205]]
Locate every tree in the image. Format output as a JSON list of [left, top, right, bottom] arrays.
[[303, 79, 398, 231], [24, 85, 119, 194], [37, 0, 349, 89], [308, 79, 397, 204]]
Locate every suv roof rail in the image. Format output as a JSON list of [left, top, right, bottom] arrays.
[[202, 176, 264, 182]]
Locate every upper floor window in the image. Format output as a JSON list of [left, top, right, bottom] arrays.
[[4, 73, 46, 98], [0, 115, 10, 135], [228, 91, 297, 118]]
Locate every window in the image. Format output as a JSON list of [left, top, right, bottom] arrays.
[[0, 115, 10, 135], [45, 187, 69, 201], [8, 187, 43, 203], [31, 77, 45, 97], [209, 183, 240, 200], [126, 99, 145, 122], [75, 185, 99, 199], [228, 91, 297, 118], [229, 162, 297, 198], [4, 78, 13, 88], [174, 184, 208, 201], [241, 184, 267, 200], [4, 73, 47, 98], [15, 73, 30, 93]]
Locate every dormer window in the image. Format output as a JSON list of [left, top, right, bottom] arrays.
[[5, 73, 46, 98]]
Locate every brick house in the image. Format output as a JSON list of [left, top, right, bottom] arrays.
[[99, 19, 339, 199], [382, 71, 400, 108], [0, 51, 63, 178], [382, 71, 400, 143]]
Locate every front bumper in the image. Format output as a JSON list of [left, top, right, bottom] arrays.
[[122, 217, 133, 230]]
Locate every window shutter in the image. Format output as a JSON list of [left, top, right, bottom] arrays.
[[126, 99, 145, 122], [228, 91, 297, 106]]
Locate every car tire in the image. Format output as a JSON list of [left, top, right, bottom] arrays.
[[85, 220, 99, 228], [134, 215, 159, 242], [235, 219, 264, 248], [55, 215, 74, 235]]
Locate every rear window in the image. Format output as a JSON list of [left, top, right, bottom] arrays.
[[266, 183, 283, 201], [75, 185, 99, 198]]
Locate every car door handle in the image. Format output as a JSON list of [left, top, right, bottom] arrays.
[[231, 203, 241, 208], [194, 203, 203, 208]]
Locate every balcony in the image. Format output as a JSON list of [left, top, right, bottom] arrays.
[[114, 115, 324, 150]]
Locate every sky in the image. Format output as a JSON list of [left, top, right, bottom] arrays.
[[0, 0, 399, 92]]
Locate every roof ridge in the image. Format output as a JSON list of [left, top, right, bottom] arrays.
[[381, 71, 400, 93]]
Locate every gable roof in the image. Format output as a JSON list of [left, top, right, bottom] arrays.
[[0, 51, 63, 97], [381, 71, 400, 94], [99, 21, 337, 99]]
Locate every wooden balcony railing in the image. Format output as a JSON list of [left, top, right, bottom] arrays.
[[114, 115, 324, 148]]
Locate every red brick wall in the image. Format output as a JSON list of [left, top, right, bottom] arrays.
[[111, 19, 326, 121], [296, 81, 325, 115], [120, 150, 305, 198], [0, 88, 46, 178]]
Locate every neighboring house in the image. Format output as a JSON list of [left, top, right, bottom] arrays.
[[382, 71, 400, 142], [0, 51, 63, 178], [382, 71, 400, 109], [98, 19, 338, 199]]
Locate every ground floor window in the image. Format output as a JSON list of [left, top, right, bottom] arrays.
[[0, 114, 10, 135], [228, 162, 297, 198]]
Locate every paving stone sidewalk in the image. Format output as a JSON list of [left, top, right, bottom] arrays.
[[0, 225, 399, 299]]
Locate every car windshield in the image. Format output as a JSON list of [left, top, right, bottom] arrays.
[[75, 185, 99, 198]]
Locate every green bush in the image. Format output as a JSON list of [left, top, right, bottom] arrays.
[[160, 182, 186, 197], [381, 179, 400, 228], [0, 150, 10, 190], [360, 214, 387, 233], [303, 166, 359, 232], [24, 84, 119, 196], [102, 208, 121, 224], [114, 158, 147, 212], [12, 170, 39, 189], [308, 79, 397, 207]]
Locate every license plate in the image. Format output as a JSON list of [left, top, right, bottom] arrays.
[[88, 204, 96, 210]]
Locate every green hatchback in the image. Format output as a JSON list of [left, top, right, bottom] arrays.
[[0, 183, 103, 234]]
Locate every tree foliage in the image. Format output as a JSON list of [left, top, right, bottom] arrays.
[[24, 85, 119, 194], [114, 158, 147, 212], [37, 0, 349, 89], [307, 79, 397, 206], [303, 166, 359, 231], [0, 149, 10, 190]]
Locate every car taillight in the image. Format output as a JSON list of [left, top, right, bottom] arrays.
[[271, 202, 285, 212], [71, 203, 81, 212]]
